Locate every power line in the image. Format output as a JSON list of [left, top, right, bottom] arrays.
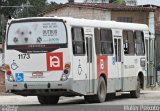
[[0, 5, 32, 8]]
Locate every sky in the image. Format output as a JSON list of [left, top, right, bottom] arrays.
[[137, 0, 160, 6]]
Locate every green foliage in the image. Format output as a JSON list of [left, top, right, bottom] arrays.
[[15, 0, 47, 18], [0, 0, 60, 18], [109, 0, 125, 4], [1, 0, 26, 18], [46, 1, 60, 11], [116, 0, 125, 4]]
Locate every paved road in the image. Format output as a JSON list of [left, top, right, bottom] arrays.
[[1, 90, 160, 111]]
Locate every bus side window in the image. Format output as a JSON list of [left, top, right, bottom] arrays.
[[100, 29, 113, 55], [71, 27, 85, 55], [135, 31, 145, 55], [123, 30, 135, 55], [94, 28, 100, 54]]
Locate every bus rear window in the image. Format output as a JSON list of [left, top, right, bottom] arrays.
[[7, 21, 67, 45]]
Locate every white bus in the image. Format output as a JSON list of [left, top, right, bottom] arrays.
[[4, 17, 150, 104]]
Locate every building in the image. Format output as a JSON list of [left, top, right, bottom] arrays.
[[42, 3, 155, 24]]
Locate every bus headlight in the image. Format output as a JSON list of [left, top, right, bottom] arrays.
[[5, 65, 10, 71]]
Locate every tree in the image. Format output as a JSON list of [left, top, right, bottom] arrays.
[[1, 0, 48, 18], [115, 0, 125, 4], [109, 0, 125, 4], [14, 0, 48, 18], [46, 1, 60, 11]]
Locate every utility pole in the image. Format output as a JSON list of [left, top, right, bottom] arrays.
[[0, 0, 4, 43]]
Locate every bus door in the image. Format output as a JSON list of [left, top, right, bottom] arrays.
[[114, 36, 122, 90], [84, 27, 94, 93], [72, 27, 94, 94], [72, 27, 88, 94]]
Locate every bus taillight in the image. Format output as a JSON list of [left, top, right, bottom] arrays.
[[7, 71, 11, 76], [63, 69, 69, 74], [5, 65, 10, 71], [4, 65, 15, 82], [65, 64, 70, 70], [60, 63, 70, 81]]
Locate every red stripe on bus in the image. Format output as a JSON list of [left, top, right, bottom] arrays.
[[97, 56, 108, 79]]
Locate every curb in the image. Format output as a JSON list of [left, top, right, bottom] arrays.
[[0, 93, 14, 96]]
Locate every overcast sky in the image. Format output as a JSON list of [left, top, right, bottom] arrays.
[[137, 0, 160, 6]]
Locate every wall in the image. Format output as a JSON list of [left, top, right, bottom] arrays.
[[155, 8, 160, 32], [155, 8, 160, 68], [44, 7, 111, 20], [112, 11, 149, 24], [156, 33, 160, 66]]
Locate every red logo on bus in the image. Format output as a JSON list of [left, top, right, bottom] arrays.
[[46, 52, 63, 71]]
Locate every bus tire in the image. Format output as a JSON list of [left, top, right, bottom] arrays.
[[46, 96, 59, 104], [38, 96, 59, 104], [130, 77, 140, 98], [85, 76, 107, 103], [37, 96, 47, 104], [96, 76, 107, 103]]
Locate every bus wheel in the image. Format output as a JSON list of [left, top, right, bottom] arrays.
[[130, 77, 140, 98], [85, 76, 107, 103], [96, 76, 107, 102], [37, 96, 59, 104], [37, 96, 46, 104]]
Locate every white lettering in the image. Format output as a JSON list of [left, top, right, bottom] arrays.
[[50, 56, 60, 67], [100, 59, 104, 70]]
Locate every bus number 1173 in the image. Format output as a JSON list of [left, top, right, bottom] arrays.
[[18, 54, 30, 59]]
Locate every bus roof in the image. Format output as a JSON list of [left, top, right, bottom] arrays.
[[60, 17, 149, 31], [9, 17, 149, 31]]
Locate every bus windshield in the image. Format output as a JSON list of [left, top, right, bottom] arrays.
[[7, 20, 67, 46]]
